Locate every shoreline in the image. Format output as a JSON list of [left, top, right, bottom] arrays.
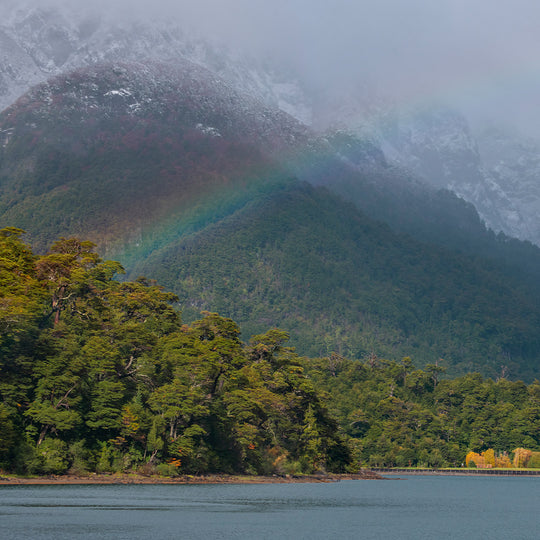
[[0, 470, 382, 486], [3, 468, 537, 485], [373, 468, 540, 477]]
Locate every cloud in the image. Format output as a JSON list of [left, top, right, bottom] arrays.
[[4, 0, 540, 135]]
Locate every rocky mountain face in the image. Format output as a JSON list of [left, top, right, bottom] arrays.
[[360, 105, 540, 246], [476, 127, 540, 245]]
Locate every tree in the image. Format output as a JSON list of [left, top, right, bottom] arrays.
[[35, 238, 102, 325], [513, 447, 532, 468]]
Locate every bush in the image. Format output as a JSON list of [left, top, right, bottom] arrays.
[[137, 462, 158, 476], [68, 441, 92, 475], [527, 452, 540, 468], [96, 443, 113, 473], [155, 462, 180, 477], [368, 454, 386, 467], [13, 441, 41, 475], [36, 439, 70, 475]]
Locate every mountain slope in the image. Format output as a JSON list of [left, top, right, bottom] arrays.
[[3, 60, 539, 289], [476, 126, 540, 245], [0, 59, 308, 255], [2, 4, 540, 251], [300, 130, 540, 292], [359, 105, 540, 247], [131, 182, 540, 380], [0, 5, 310, 122], [1, 61, 540, 380]]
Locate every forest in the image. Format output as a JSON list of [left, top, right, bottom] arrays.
[[304, 355, 540, 468], [134, 183, 540, 380], [1, 227, 539, 475]]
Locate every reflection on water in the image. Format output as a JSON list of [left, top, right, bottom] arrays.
[[1, 476, 539, 539]]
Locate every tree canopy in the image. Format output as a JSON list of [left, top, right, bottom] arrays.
[[0, 229, 350, 475]]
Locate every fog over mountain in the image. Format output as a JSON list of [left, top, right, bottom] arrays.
[[2, 0, 540, 245], [3, 0, 540, 138]]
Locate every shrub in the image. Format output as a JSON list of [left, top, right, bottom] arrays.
[[527, 452, 540, 468], [37, 439, 70, 474], [68, 440, 92, 475], [155, 462, 179, 477], [513, 448, 532, 468]]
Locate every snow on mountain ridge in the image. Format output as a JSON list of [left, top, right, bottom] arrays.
[[0, 5, 313, 128], [2, 58, 311, 165], [358, 104, 539, 244]]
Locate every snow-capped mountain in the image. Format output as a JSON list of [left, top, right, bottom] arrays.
[[0, 5, 312, 123], [0, 55, 317, 255], [355, 105, 540, 246], [1, 4, 540, 247], [476, 127, 540, 245]]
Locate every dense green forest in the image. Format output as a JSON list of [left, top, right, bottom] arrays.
[[0, 227, 350, 475], [304, 355, 540, 467], [132, 183, 540, 380], [1, 228, 539, 475]]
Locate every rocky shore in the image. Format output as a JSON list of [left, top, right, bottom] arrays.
[[0, 470, 382, 485]]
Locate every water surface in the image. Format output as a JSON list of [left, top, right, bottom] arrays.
[[1, 475, 538, 539]]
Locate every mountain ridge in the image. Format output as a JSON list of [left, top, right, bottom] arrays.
[[0, 58, 310, 255]]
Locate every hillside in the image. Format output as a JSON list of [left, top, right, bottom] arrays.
[[130, 182, 540, 380], [1, 61, 540, 380], [362, 105, 540, 247], [2, 5, 540, 250], [0, 59, 307, 254], [320, 131, 540, 290]]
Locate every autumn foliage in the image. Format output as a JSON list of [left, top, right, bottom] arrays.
[[466, 448, 536, 469]]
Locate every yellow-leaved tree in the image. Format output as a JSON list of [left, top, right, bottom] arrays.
[[513, 448, 532, 468], [494, 452, 512, 468], [483, 448, 495, 468], [465, 451, 482, 468]]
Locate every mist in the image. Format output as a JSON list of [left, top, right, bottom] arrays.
[[4, 0, 540, 137]]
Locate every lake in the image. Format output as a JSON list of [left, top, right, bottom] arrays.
[[1, 475, 539, 539]]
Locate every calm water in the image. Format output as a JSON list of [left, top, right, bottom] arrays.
[[1, 475, 539, 539]]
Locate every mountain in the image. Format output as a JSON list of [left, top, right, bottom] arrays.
[[476, 126, 540, 245], [0, 5, 311, 122], [1, 5, 540, 250], [131, 181, 540, 380], [0, 58, 309, 255], [1, 59, 540, 380], [3, 56, 539, 283], [353, 105, 540, 247]]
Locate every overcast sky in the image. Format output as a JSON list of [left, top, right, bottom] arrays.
[[6, 0, 540, 136]]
